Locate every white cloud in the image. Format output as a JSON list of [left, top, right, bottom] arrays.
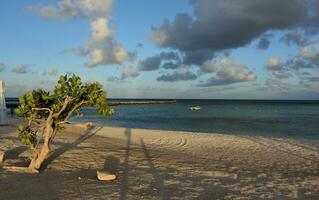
[[201, 58, 246, 74], [28, 0, 113, 19], [265, 57, 283, 70], [300, 42, 319, 61], [157, 67, 197, 82], [272, 71, 291, 79], [11, 65, 29, 74], [89, 17, 112, 45], [198, 58, 257, 86], [83, 15, 134, 67], [29, 0, 133, 67], [121, 66, 139, 80], [201, 61, 219, 73]]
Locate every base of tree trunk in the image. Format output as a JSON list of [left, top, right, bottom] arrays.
[[0, 151, 4, 163], [2, 166, 39, 173]]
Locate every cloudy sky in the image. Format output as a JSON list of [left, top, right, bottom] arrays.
[[0, 0, 319, 99]]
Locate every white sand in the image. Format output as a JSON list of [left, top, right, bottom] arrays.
[[1, 118, 319, 199], [92, 126, 319, 169]]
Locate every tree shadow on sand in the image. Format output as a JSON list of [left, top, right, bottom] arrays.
[[4, 146, 28, 160], [140, 138, 169, 200], [103, 155, 119, 175], [41, 127, 103, 171], [3, 146, 30, 167], [119, 128, 131, 200], [119, 128, 169, 200]]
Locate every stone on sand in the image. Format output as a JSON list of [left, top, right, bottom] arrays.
[[86, 122, 94, 129], [96, 170, 116, 181]]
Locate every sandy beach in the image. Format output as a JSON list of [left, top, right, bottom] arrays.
[[1, 117, 319, 200]]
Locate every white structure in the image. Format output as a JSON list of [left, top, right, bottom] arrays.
[[0, 80, 8, 125]]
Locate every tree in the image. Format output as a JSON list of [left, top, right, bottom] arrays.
[[15, 74, 113, 171]]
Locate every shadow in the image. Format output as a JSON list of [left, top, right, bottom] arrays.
[[41, 127, 102, 171], [119, 128, 131, 200], [140, 138, 169, 200], [103, 156, 119, 175], [4, 146, 28, 160]]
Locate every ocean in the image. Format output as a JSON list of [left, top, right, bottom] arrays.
[[72, 99, 319, 139], [6, 98, 319, 139]]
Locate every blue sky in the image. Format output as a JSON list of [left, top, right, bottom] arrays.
[[0, 0, 319, 99]]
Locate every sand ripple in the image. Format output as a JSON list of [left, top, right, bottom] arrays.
[[96, 127, 319, 169]]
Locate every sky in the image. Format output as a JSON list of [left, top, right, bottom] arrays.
[[0, 0, 319, 99]]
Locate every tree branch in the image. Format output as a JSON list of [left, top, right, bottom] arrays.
[[57, 100, 88, 125], [32, 108, 53, 113], [52, 96, 74, 118]]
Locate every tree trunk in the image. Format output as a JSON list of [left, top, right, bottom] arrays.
[[28, 119, 53, 170]]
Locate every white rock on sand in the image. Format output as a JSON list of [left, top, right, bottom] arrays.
[[96, 170, 116, 181]]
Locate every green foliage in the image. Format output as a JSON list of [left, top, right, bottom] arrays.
[[16, 74, 113, 147], [17, 125, 37, 147], [15, 89, 54, 122], [17, 74, 113, 122], [53, 74, 114, 119]]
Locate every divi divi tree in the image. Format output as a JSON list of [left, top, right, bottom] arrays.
[[16, 74, 113, 171]]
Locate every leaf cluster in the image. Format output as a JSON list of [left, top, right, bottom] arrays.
[[17, 125, 37, 147], [15, 89, 53, 122]]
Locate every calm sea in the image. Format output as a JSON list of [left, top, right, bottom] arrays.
[[74, 99, 319, 139], [7, 98, 319, 139]]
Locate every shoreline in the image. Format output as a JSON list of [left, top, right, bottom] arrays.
[[1, 117, 319, 199]]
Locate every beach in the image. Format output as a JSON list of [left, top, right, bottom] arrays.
[[1, 117, 319, 199]]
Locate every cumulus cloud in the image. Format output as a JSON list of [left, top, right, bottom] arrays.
[[198, 70, 256, 87], [28, 0, 113, 19], [151, 0, 309, 66], [201, 58, 246, 74], [159, 51, 180, 61], [30, 0, 133, 67], [11, 65, 29, 74], [200, 61, 219, 73], [286, 57, 315, 70], [280, 31, 309, 46], [265, 57, 283, 70], [157, 68, 197, 82], [0, 63, 5, 72], [182, 49, 214, 65], [272, 71, 291, 79], [300, 42, 319, 62], [84, 39, 134, 67], [198, 58, 256, 87], [121, 66, 139, 80], [138, 56, 162, 71], [162, 62, 180, 70], [138, 51, 181, 71], [81, 16, 134, 67], [265, 41, 319, 82]]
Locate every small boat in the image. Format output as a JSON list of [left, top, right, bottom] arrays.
[[189, 106, 201, 111]]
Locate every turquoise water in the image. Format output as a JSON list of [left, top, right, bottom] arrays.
[[73, 99, 319, 139]]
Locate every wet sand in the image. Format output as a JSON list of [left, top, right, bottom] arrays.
[[1, 117, 319, 199]]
